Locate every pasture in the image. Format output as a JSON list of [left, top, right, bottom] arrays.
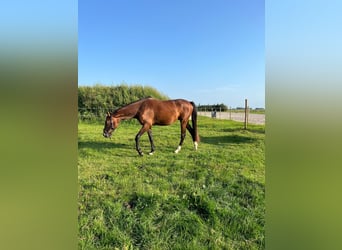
[[78, 116, 265, 249]]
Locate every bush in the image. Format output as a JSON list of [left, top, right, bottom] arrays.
[[78, 84, 169, 122]]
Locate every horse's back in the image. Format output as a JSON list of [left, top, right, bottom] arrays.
[[148, 98, 192, 114], [172, 99, 193, 117], [138, 98, 192, 125]]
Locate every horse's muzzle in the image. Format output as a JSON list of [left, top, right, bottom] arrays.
[[103, 132, 112, 138]]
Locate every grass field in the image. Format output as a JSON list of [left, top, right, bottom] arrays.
[[78, 116, 265, 249]]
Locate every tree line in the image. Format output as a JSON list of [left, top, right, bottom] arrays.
[[197, 103, 229, 112], [78, 84, 169, 121]]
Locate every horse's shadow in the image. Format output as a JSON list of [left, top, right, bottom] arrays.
[[78, 140, 130, 151], [78, 140, 158, 158], [201, 134, 257, 145], [221, 128, 265, 134]]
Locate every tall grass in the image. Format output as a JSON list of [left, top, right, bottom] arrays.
[[78, 116, 265, 249]]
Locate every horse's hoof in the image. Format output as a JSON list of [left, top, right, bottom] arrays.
[[138, 152, 144, 156], [149, 151, 154, 155], [174, 146, 181, 154]]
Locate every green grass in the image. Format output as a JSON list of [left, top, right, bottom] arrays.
[[78, 116, 265, 249]]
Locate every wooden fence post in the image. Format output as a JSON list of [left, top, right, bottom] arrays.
[[244, 99, 248, 129]]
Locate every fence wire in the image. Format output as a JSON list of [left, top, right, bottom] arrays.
[[78, 108, 265, 125]]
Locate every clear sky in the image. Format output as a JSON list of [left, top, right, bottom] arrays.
[[79, 0, 265, 108]]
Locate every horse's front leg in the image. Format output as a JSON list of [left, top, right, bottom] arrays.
[[175, 121, 187, 154], [147, 129, 155, 155], [135, 124, 151, 156], [135, 133, 143, 156]]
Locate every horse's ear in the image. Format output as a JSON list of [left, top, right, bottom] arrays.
[[107, 112, 111, 116]]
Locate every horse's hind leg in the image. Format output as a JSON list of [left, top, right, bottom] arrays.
[[186, 123, 198, 150], [186, 123, 194, 139], [147, 129, 155, 155], [175, 120, 187, 153]]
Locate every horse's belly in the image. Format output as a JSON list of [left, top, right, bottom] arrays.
[[154, 117, 176, 126]]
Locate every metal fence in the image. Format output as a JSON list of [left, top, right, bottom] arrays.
[[197, 111, 265, 125], [78, 108, 265, 125]]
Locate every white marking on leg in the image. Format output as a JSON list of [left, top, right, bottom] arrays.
[[149, 151, 154, 155], [194, 141, 198, 151], [174, 146, 182, 153]]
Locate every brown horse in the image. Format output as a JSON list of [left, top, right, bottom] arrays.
[[103, 97, 199, 156]]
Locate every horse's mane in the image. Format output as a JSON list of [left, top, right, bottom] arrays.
[[111, 96, 153, 115], [127, 96, 153, 105]]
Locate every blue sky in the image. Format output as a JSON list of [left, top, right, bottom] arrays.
[[79, 0, 264, 108]]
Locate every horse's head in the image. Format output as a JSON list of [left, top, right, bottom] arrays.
[[103, 112, 119, 138]]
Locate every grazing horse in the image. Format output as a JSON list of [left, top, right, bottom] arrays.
[[103, 97, 199, 156]]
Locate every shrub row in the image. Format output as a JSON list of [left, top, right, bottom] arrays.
[[78, 84, 169, 121]]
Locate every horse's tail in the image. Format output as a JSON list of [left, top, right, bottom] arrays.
[[190, 101, 200, 142]]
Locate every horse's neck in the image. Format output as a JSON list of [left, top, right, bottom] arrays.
[[114, 103, 140, 120]]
